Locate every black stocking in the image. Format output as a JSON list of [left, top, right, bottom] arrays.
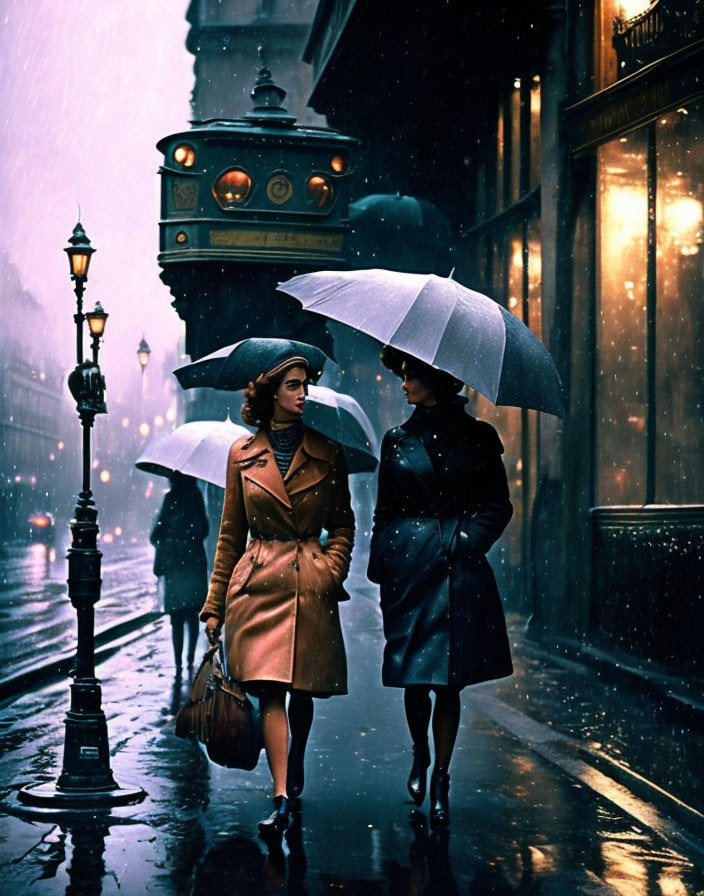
[[288, 691, 314, 752], [404, 686, 432, 748], [170, 611, 184, 672], [431, 687, 461, 773], [185, 612, 199, 666]]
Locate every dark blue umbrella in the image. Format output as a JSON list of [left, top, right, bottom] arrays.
[[173, 338, 331, 391], [277, 269, 564, 417], [172, 340, 377, 472]]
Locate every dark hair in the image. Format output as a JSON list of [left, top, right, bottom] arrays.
[[241, 362, 307, 427], [379, 345, 463, 397]]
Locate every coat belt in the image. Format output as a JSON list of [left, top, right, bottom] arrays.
[[250, 532, 320, 542]]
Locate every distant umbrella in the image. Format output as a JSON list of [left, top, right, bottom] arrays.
[[277, 269, 564, 417], [173, 338, 331, 392], [135, 417, 250, 488]]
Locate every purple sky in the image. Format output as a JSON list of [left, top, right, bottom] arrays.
[[1, 1, 193, 399]]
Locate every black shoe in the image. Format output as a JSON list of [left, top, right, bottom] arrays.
[[407, 743, 431, 806], [429, 771, 450, 829], [287, 744, 305, 799], [258, 795, 290, 839]]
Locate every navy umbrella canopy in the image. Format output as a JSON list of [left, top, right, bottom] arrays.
[[173, 339, 377, 473], [173, 338, 331, 392], [277, 269, 565, 417]]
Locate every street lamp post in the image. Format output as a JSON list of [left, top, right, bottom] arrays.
[[18, 222, 146, 809], [137, 335, 151, 425], [137, 335, 151, 375]]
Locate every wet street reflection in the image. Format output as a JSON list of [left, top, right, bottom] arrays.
[[63, 819, 111, 895], [0, 570, 702, 895]]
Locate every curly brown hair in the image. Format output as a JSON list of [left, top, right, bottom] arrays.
[[241, 363, 307, 427], [379, 345, 463, 397]]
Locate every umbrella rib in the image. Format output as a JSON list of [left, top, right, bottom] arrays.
[[385, 276, 455, 364]]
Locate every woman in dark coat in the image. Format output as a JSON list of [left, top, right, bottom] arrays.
[[200, 353, 354, 839], [368, 346, 513, 828], [150, 472, 209, 679]]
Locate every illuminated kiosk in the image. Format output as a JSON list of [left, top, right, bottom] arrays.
[[156, 55, 358, 365]]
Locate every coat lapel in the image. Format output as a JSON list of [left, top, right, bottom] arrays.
[[397, 431, 438, 503], [236, 430, 293, 509]]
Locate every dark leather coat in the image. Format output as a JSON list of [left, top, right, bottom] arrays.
[[368, 400, 513, 688]]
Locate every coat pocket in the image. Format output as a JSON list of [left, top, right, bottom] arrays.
[[227, 540, 264, 598], [310, 550, 338, 595]]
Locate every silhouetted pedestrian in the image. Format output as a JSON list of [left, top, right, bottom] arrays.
[[150, 472, 209, 680]]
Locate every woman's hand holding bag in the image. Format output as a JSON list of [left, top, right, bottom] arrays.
[[175, 639, 262, 770]]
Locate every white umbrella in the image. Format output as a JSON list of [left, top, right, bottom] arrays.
[[278, 268, 564, 417], [135, 417, 251, 488]]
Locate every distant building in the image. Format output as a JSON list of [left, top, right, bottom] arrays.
[[0, 254, 74, 542]]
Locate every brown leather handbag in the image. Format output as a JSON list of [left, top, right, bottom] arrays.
[[175, 641, 262, 770]]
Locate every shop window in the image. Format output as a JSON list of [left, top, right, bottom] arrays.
[[496, 101, 505, 214], [510, 79, 522, 205], [596, 128, 648, 505], [528, 218, 542, 341], [530, 76, 541, 192], [492, 74, 541, 218], [595, 102, 704, 506], [655, 105, 704, 503]]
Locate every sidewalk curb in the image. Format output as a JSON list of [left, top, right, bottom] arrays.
[[0, 610, 163, 704], [468, 691, 704, 862], [523, 635, 704, 732]]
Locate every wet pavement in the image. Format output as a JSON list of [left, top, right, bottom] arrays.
[[0, 553, 703, 895], [0, 542, 159, 686]]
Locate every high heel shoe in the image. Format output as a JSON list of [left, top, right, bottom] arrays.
[[407, 742, 431, 806], [429, 770, 450, 829], [258, 795, 290, 839], [287, 743, 305, 800]]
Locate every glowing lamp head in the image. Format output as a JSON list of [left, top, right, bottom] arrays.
[[86, 301, 108, 337], [137, 336, 151, 369], [64, 221, 95, 280]]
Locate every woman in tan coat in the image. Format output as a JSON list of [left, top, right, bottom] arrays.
[[200, 353, 354, 838]]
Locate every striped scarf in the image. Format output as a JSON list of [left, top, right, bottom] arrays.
[[268, 420, 303, 478]]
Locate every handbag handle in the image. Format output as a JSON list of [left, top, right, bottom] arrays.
[[205, 637, 230, 684]]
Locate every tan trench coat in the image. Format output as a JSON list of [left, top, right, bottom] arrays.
[[199, 426, 355, 695]]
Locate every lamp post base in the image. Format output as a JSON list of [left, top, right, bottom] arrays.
[[17, 781, 147, 809], [16, 678, 147, 810]]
